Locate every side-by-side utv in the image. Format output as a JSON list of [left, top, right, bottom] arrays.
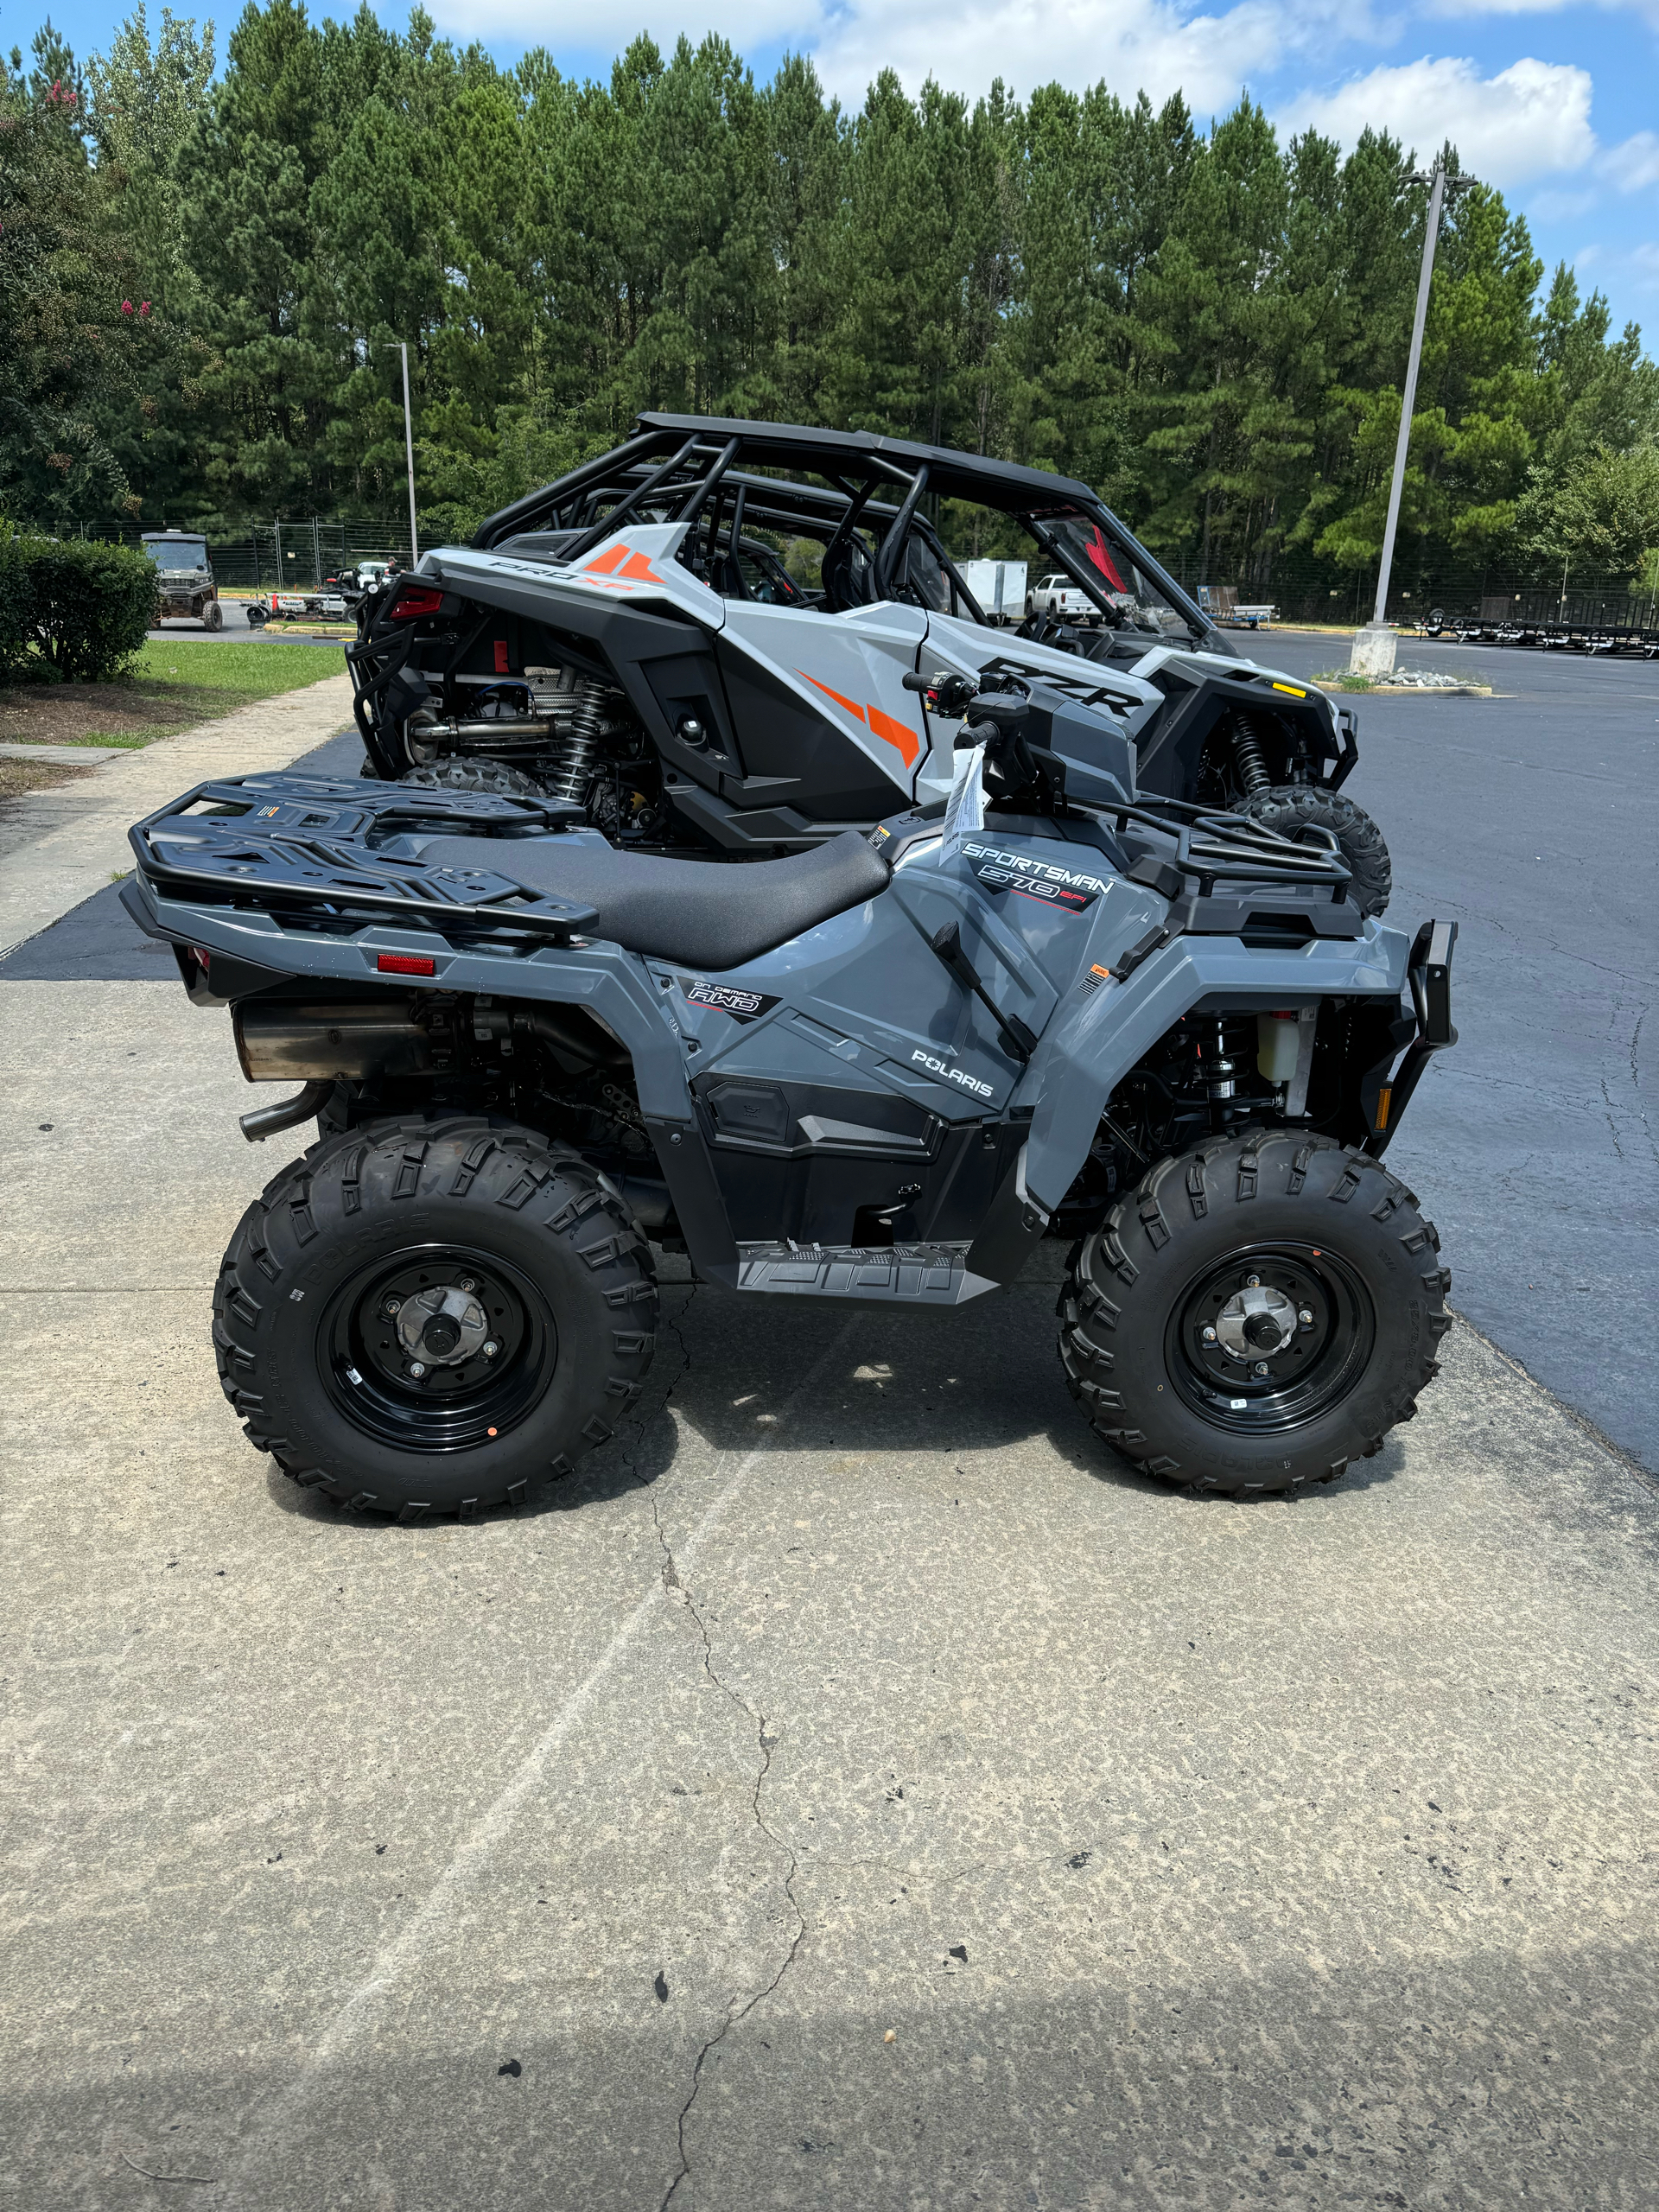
[[346, 416, 1391, 916]]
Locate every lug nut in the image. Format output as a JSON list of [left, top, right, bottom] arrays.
[[382, 1298, 402, 1318], [482, 1340, 499, 1358], [457, 1276, 475, 1292], [408, 1360, 427, 1379], [1252, 1361, 1269, 1377], [1202, 1325, 1217, 1344], [1245, 1274, 1261, 1288], [1299, 1307, 1314, 1325]]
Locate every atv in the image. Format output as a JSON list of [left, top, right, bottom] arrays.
[[123, 673, 1454, 1519], [346, 415, 1392, 918]]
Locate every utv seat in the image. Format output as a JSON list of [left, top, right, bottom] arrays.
[[416, 829, 892, 971]]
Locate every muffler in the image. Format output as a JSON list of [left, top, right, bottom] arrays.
[[234, 1001, 433, 1083]]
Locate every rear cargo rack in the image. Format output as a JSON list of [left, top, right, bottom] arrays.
[[129, 773, 599, 944]]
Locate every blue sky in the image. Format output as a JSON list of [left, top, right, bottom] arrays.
[[13, 0, 1659, 342]]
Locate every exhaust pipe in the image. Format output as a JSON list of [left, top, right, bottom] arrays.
[[240, 1079, 334, 1143]]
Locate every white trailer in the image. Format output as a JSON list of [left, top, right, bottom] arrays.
[[955, 559, 1027, 623]]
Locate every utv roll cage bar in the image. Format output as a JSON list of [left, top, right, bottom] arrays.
[[474, 413, 1218, 644]]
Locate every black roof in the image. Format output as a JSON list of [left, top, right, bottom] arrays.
[[632, 413, 1105, 513]]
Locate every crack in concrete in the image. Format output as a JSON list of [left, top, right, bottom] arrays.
[[652, 1505, 806, 2212]]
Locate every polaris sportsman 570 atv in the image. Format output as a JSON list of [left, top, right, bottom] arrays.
[[124, 672, 1453, 1519], [347, 415, 1391, 917]]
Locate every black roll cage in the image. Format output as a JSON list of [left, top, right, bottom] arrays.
[[474, 414, 1215, 643]]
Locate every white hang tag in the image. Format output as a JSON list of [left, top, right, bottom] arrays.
[[941, 742, 986, 861]]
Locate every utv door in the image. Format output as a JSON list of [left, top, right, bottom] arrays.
[[715, 602, 936, 820]]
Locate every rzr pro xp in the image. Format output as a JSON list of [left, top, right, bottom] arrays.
[[347, 415, 1392, 918], [125, 675, 1454, 1521]]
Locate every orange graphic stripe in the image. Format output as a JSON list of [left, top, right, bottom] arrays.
[[866, 702, 921, 767], [584, 542, 630, 575], [798, 671, 921, 767]]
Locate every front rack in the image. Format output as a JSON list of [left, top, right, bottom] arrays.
[[1091, 791, 1353, 896]]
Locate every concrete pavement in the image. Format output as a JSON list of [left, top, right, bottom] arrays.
[[3, 980, 1658, 2210], [0, 673, 354, 959]]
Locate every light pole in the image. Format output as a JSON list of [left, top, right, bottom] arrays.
[[372, 340, 421, 567], [397, 340, 419, 567], [1351, 157, 1471, 677]]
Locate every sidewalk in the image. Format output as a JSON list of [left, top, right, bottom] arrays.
[[0, 672, 354, 961]]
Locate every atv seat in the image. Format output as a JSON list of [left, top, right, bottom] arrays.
[[416, 829, 892, 970]]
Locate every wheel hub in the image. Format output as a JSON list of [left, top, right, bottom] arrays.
[[1215, 1283, 1297, 1359], [395, 1284, 489, 1368]]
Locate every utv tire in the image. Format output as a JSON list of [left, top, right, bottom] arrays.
[[1057, 1129, 1450, 1497], [204, 599, 224, 632], [213, 1117, 658, 1518], [403, 760, 545, 799], [1231, 784, 1392, 918]]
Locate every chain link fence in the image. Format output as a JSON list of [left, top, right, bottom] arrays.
[[69, 518, 416, 589]]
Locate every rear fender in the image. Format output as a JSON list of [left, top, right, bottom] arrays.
[[124, 868, 696, 1118], [1022, 922, 1411, 1217]]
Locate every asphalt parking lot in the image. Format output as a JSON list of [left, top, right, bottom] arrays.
[[3, 633, 1657, 2208]]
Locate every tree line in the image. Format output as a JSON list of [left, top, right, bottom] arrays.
[[4, 0, 1658, 594]]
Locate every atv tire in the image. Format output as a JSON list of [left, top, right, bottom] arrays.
[[213, 1117, 658, 1518], [1231, 784, 1392, 918], [1057, 1129, 1450, 1497], [403, 760, 545, 799]]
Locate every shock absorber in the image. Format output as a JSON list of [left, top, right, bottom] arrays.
[[1230, 709, 1271, 798], [544, 677, 607, 806]]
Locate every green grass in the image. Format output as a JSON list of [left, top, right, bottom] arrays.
[[131, 638, 343, 702], [1313, 670, 1373, 691]]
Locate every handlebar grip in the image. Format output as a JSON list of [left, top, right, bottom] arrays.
[[900, 671, 930, 692]]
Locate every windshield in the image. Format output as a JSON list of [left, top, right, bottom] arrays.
[[148, 540, 207, 572], [1043, 518, 1195, 638]]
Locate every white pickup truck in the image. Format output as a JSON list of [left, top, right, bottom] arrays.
[[1024, 572, 1103, 625]]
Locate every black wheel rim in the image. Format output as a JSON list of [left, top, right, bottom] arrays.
[[1165, 1242, 1375, 1435], [320, 1243, 556, 1453]]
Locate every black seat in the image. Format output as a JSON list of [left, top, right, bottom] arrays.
[[416, 829, 892, 971]]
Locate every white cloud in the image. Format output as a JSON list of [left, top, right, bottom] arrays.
[[1280, 55, 1596, 185], [424, 0, 819, 51], [808, 0, 1281, 110], [1422, 0, 1659, 26], [1602, 131, 1659, 192]]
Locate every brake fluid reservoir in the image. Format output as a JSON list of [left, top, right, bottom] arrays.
[[1257, 1011, 1300, 1084]]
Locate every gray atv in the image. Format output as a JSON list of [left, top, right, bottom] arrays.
[[124, 672, 1453, 1517]]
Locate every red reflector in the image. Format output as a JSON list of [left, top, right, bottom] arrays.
[[192, 945, 211, 970], [388, 584, 445, 621], [493, 639, 510, 673], [377, 953, 436, 976]]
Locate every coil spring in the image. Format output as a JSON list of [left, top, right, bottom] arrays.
[[1230, 709, 1271, 798], [544, 677, 607, 804]]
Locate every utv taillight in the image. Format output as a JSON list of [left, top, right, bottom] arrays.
[[387, 583, 445, 620]]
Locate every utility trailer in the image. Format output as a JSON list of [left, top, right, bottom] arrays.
[[1198, 584, 1276, 631]]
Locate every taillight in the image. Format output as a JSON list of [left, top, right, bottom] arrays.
[[387, 583, 445, 621]]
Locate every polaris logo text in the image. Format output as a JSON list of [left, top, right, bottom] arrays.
[[912, 1048, 994, 1098], [962, 842, 1110, 913]]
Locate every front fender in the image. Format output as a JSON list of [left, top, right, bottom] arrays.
[[1023, 920, 1409, 1216]]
